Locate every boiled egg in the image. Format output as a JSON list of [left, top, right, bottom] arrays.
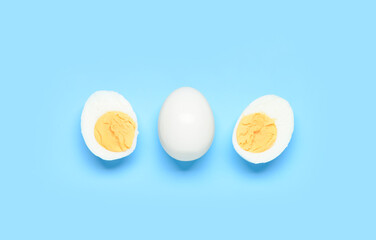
[[81, 90, 138, 160], [233, 95, 294, 164], [158, 87, 215, 161]]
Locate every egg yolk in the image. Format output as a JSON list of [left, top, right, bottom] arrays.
[[236, 113, 277, 153], [94, 111, 136, 152]]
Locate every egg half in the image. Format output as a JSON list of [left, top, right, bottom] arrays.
[[158, 87, 215, 161], [81, 90, 138, 160], [232, 95, 294, 164]]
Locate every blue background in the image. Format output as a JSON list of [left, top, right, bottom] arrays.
[[1, 0, 375, 239]]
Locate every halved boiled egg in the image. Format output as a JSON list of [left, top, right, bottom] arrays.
[[232, 95, 294, 164], [81, 91, 138, 160]]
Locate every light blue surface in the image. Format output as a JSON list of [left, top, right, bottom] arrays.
[[1, 1, 375, 239]]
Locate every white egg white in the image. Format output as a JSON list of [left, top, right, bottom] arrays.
[[158, 87, 215, 161], [232, 95, 294, 164], [81, 90, 138, 161]]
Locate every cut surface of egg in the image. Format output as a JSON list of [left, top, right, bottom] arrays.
[[233, 95, 294, 164], [158, 87, 215, 161], [81, 91, 138, 160]]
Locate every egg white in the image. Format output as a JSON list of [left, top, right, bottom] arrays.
[[232, 95, 294, 164], [158, 87, 215, 161], [81, 90, 138, 161]]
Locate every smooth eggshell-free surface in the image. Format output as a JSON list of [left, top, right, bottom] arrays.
[[158, 87, 215, 161]]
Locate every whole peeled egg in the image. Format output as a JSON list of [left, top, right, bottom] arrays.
[[233, 95, 294, 164], [158, 87, 215, 161], [81, 90, 138, 160]]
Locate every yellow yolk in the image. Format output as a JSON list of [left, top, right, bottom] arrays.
[[94, 111, 136, 152], [236, 113, 277, 153]]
